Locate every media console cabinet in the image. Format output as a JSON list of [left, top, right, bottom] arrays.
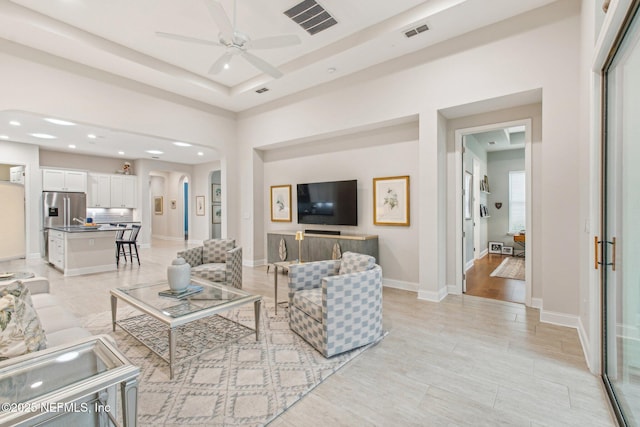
[[267, 232, 379, 264]]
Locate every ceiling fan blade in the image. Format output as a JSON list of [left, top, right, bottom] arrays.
[[240, 51, 283, 79], [249, 35, 301, 50], [209, 52, 234, 74], [204, 0, 234, 37], [156, 31, 222, 47]]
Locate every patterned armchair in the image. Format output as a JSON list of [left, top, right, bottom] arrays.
[[177, 239, 243, 289], [287, 252, 383, 357]]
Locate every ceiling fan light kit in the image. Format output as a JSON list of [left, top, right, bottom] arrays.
[[156, 0, 301, 79]]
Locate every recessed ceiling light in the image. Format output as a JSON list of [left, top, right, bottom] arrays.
[[68, 144, 76, 149], [30, 381, 43, 389], [224, 63, 230, 70], [9, 120, 20, 126], [197, 151, 204, 156], [87, 134, 97, 139], [30, 133, 57, 139], [118, 151, 125, 155], [0, 135, 8, 139], [173, 142, 192, 147], [44, 118, 76, 126], [146, 150, 163, 155]]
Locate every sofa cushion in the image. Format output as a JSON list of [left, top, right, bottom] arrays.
[[338, 251, 375, 275], [31, 293, 61, 310], [192, 263, 227, 282], [36, 306, 82, 333], [0, 282, 47, 359], [46, 327, 93, 348], [203, 239, 235, 264], [292, 288, 323, 323]]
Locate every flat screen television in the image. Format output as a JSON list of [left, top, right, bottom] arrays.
[[297, 180, 358, 226]]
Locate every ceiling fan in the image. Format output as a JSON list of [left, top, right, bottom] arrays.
[[156, 0, 301, 79]]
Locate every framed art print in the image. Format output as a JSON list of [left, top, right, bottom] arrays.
[[373, 176, 410, 226], [196, 196, 205, 216], [154, 196, 163, 215], [270, 185, 292, 222]]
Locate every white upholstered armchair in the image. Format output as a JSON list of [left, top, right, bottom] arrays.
[[287, 252, 383, 357]]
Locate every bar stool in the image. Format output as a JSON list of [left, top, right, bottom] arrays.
[[111, 224, 127, 265], [116, 225, 141, 266]]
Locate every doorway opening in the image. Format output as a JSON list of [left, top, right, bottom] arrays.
[[455, 119, 532, 306], [183, 178, 189, 241], [210, 170, 221, 239]]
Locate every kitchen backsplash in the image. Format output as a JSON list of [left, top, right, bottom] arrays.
[[88, 209, 134, 223]]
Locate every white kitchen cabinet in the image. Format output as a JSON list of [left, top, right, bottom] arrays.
[[47, 230, 64, 270], [88, 173, 111, 207], [42, 169, 87, 192], [110, 175, 136, 208]]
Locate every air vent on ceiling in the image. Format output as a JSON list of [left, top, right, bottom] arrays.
[[488, 141, 496, 145], [284, 0, 337, 36], [255, 87, 269, 94], [404, 24, 429, 38]]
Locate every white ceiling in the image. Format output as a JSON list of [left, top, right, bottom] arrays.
[[467, 126, 526, 153], [0, 0, 556, 163]]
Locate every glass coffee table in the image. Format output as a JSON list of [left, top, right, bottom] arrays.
[[0, 335, 139, 427], [110, 278, 262, 379]]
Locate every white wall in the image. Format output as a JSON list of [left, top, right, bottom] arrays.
[[40, 150, 129, 175], [238, 1, 580, 315], [263, 135, 420, 287]]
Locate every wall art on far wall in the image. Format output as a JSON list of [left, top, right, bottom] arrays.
[[170, 200, 177, 209], [211, 183, 221, 202], [154, 196, 163, 215], [270, 184, 292, 222], [196, 196, 205, 216], [212, 204, 221, 224], [373, 176, 410, 226]]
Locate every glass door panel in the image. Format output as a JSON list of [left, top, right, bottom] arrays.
[[603, 3, 640, 425]]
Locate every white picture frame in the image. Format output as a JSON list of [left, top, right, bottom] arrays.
[[488, 241, 503, 254]]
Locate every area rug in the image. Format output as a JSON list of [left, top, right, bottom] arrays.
[[83, 299, 384, 426], [490, 256, 525, 281]]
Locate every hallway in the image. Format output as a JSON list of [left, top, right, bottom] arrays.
[[465, 253, 526, 304]]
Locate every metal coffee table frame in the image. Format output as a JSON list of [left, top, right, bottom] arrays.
[[110, 278, 261, 379]]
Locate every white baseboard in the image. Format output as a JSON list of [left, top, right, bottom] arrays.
[[465, 259, 474, 271], [418, 287, 448, 302], [479, 249, 488, 258], [540, 309, 579, 328], [188, 239, 203, 245], [27, 252, 41, 260], [383, 278, 418, 292], [577, 317, 593, 372], [152, 235, 185, 242], [531, 298, 543, 309], [244, 258, 266, 268], [447, 284, 461, 295], [139, 243, 151, 249]]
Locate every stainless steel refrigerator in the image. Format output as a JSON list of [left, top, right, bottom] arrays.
[[42, 191, 87, 256]]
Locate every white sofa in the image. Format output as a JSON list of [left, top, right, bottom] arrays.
[[13, 277, 92, 349]]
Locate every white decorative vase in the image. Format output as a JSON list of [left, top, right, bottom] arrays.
[[167, 257, 191, 292]]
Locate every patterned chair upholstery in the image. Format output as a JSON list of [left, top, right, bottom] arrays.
[[177, 239, 243, 289], [287, 251, 383, 357]]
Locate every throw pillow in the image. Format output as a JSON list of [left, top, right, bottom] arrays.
[[0, 281, 47, 360], [338, 251, 375, 275], [203, 239, 235, 264]]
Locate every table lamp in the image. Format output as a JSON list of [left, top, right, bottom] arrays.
[[295, 231, 304, 263]]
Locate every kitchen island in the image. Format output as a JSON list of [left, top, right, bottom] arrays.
[[47, 226, 121, 276]]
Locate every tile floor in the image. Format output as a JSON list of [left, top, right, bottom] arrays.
[[0, 240, 617, 426]]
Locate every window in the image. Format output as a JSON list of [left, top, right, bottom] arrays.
[[509, 171, 525, 233]]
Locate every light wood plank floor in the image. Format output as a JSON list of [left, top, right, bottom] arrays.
[[465, 253, 526, 305], [1, 240, 615, 426]]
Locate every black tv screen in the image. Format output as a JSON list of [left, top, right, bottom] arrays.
[[297, 180, 358, 226]]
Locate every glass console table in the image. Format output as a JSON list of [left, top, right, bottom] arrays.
[[0, 335, 139, 427]]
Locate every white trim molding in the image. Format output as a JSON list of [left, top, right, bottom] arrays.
[[531, 298, 543, 309], [418, 287, 448, 302], [540, 309, 579, 329], [578, 317, 593, 372], [383, 278, 419, 293]]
